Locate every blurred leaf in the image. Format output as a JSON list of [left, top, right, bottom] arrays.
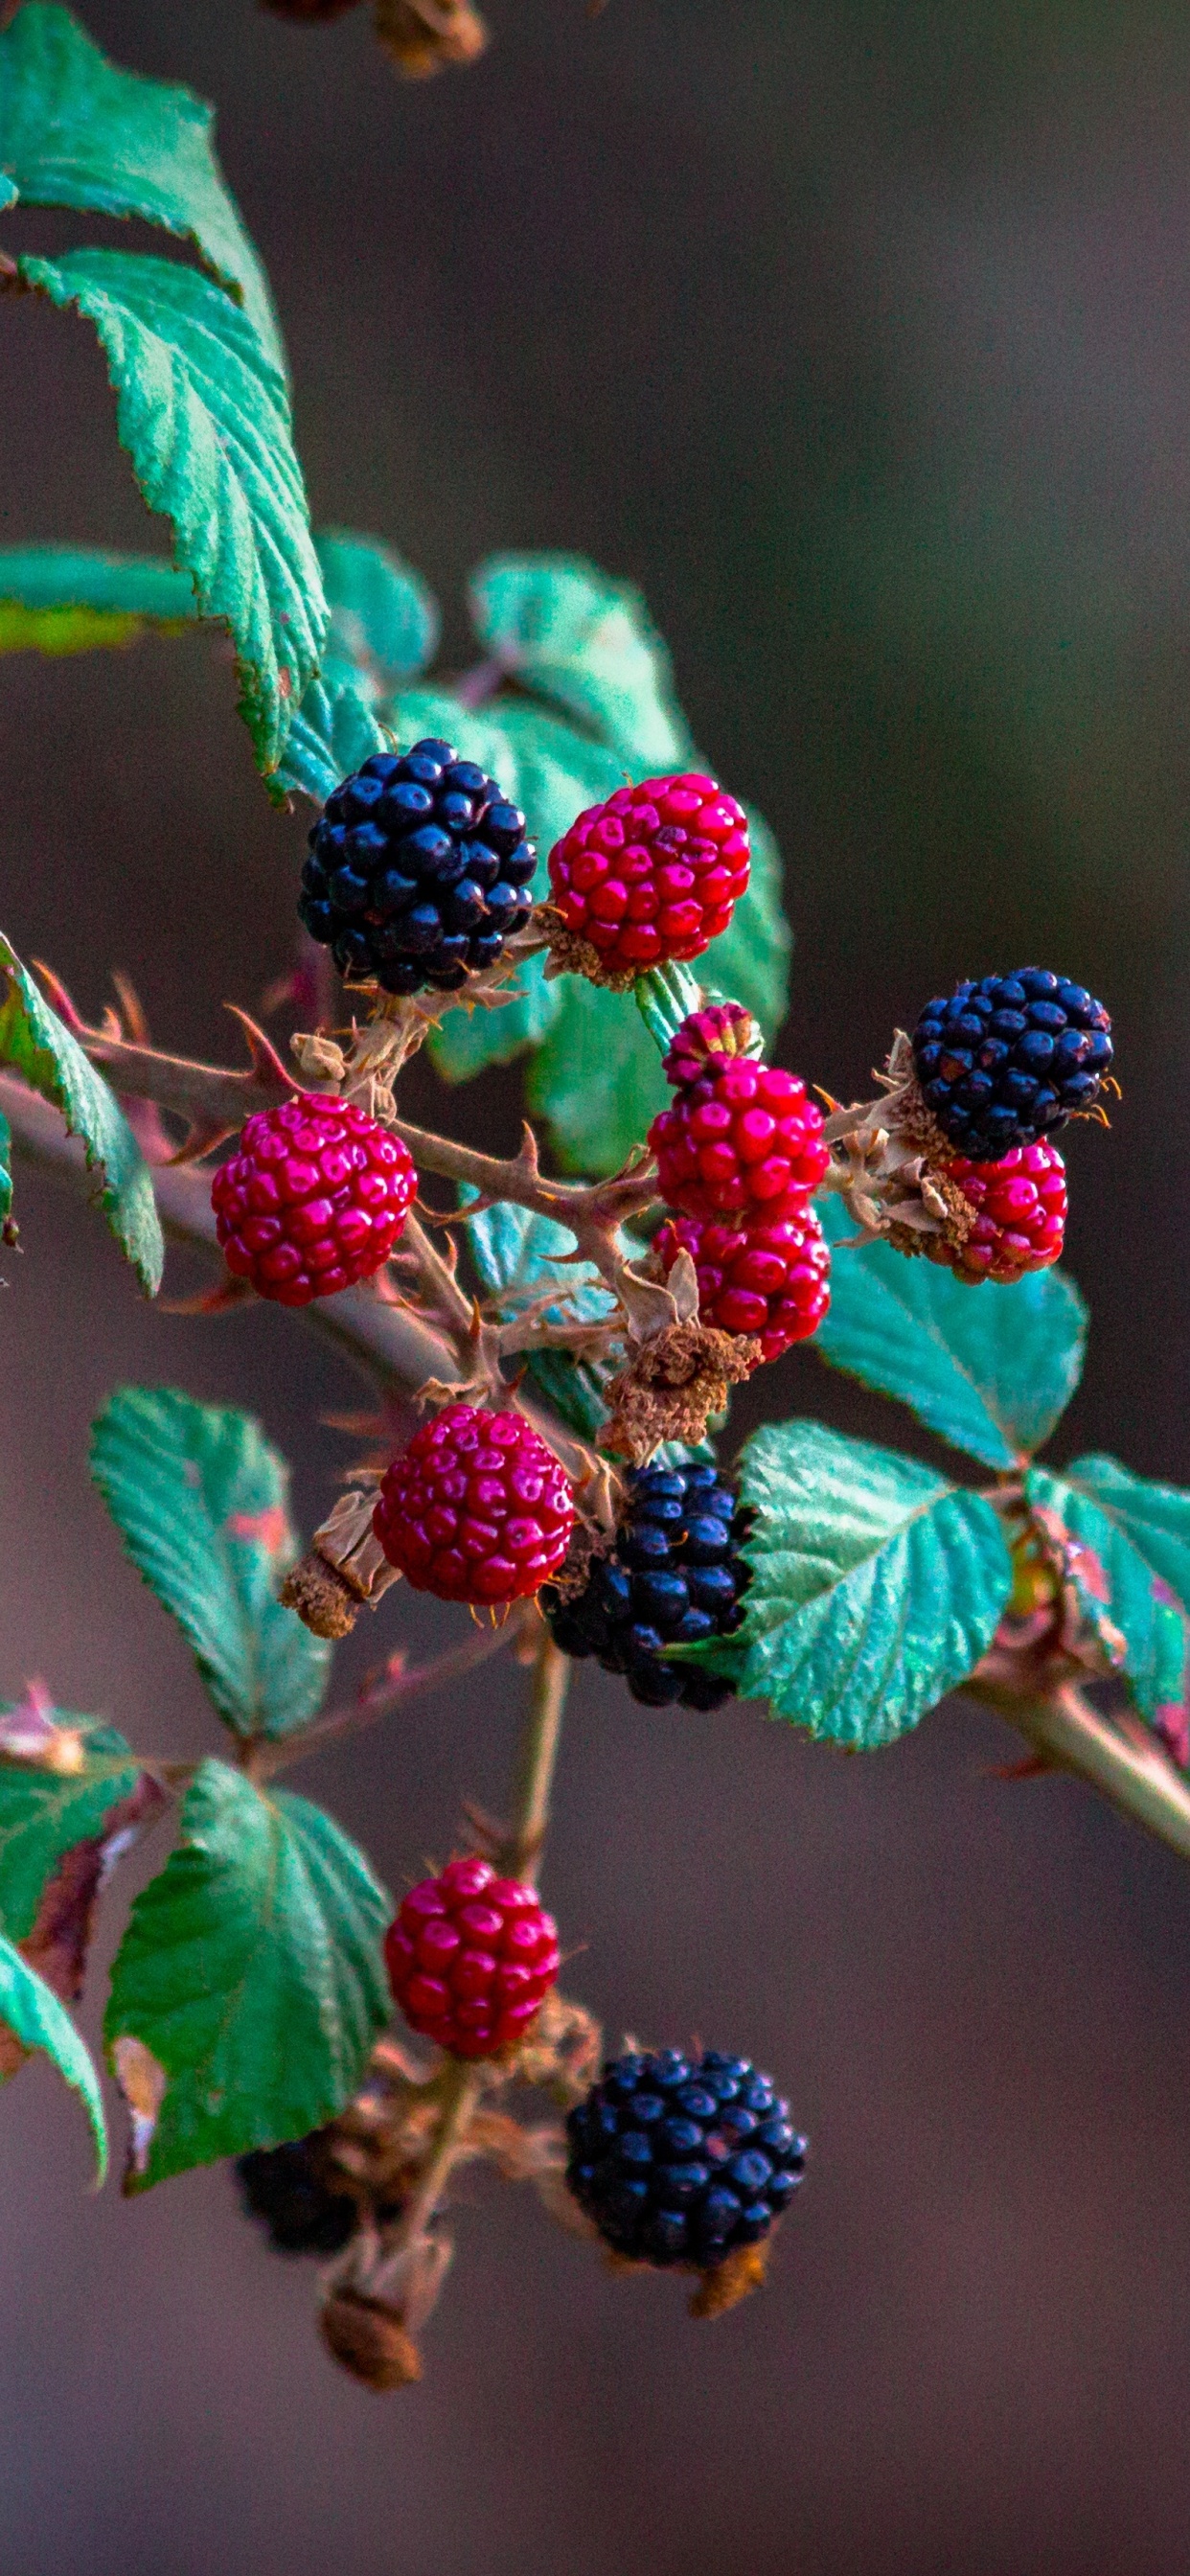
[[815, 1200, 1087, 1470], [0, 933, 163, 1292], [692, 1418, 1012, 1746], [17, 248, 326, 775], [0, 1929, 106, 2180], [0, 542, 197, 653], [0, 1714, 143, 1940], [469, 553, 694, 771], [317, 531, 439, 698], [463, 1189, 618, 1440], [0, 3, 284, 370], [90, 1388, 330, 1741], [104, 1760, 390, 2187], [0, 1107, 11, 1228], [1026, 1457, 1190, 1729]]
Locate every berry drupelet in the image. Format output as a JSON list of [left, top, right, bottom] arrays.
[[929, 1139, 1067, 1285], [547, 774, 750, 978], [385, 1856, 561, 2059], [648, 1004, 828, 1221], [911, 972, 1112, 1161], [213, 1092, 416, 1305], [300, 740, 538, 997], [373, 1404, 576, 1603], [657, 1206, 831, 1362], [236, 2135, 359, 2257], [566, 2048, 808, 2269], [542, 1460, 750, 1710]]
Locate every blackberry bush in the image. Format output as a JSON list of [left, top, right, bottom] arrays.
[[0, 0, 1179, 2426], [300, 741, 537, 996]]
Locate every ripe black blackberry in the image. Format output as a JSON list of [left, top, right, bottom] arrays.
[[299, 739, 538, 997], [566, 2048, 807, 2268], [235, 2134, 359, 2256], [541, 1460, 750, 1712], [911, 971, 1112, 1160]]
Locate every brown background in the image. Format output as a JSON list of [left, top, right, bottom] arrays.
[[2, 3, 1190, 2569]]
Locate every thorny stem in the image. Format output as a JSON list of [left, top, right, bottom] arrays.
[[255, 1618, 520, 1780], [972, 1678, 1190, 1865]]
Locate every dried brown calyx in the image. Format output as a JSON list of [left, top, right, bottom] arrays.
[[598, 1317, 759, 1463], [281, 1479, 399, 1639], [819, 1028, 964, 1252], [539, 908, 641, 993], [373, 0, 488, 77]]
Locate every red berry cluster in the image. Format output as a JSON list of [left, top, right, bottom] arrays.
[[647, 1006, 831, 1368], [374, 1403, 576, 1603], [212, 1093, 416, 1306], [385, 1856, 561, 2059], [547, 774, 749, 978], [931, 1139, 1067, 1284]]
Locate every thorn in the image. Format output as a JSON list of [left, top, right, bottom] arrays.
[[223, 1003, 292, 1092], [167, 1116, 237, 1167], [988, 1752, 1054, 1782], [110, 970, 149, 1046], [159, 1273, 254, 1318], [30, 961, 87, 1033], [516, 1123, 541, 1178]]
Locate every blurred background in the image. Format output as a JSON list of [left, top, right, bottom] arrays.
[[1, 1, 1190, 2567]]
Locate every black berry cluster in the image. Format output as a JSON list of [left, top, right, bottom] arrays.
[[299, 739, 538, 996], [566, 2048, 807, 2268], [236, 2135, 358, 2256], [542, 1460, 750, 1711], [911, 971, 1112, 1161]]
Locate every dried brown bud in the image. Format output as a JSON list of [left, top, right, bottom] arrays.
[[320, 2288, 423, 2389], [373, 0, 488, 76], [688, 2240, 769, 2320], [281, 1552, 361, 1640], [599, 1321, 759, 1464], [283, 1483, 400, 1637]]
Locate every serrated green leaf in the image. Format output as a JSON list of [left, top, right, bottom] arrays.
[[104, 1759, 390, 2186], [0, 1929, 106, 2179], [469, 553, 694, 772], [275, 671, 387, 804], [0, 933, 163, 1291], [815, 1199, 1087, 1470], [527, 802, 790, 1174], [0, 1716, 142, 1940], [697, 1418, 1012, 1745], [0, 6, 283, 368], [17, 247, 325, 774], [463, 1189, 618, 1440], [1026, 1457, 1190, 1724], [90, 1388, 330, 1741], [317, 531, 439, 698], [0, 541, 197, 653]]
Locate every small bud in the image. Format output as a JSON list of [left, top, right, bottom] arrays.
[[320, 2288, 423, 2389]]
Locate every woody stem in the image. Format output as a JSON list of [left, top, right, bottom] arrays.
[[972, 1678, 1190, 1863]]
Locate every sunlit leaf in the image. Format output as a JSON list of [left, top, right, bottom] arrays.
[[0, 933, 163, 1291]]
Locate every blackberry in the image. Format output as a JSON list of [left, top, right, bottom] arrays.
[[235, 2135, 358, 2257], [542, 1460, 750, 1711], [300, 739, 538, 997], [911, 972, 1112, 1160], [565, 2047, 807, 2269]]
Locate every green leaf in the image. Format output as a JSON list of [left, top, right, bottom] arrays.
[[0, 4, 284, 371], [0, 1929, 106, 2180], [463, 1189, 619, 1441], [90, 1388, 330, 1741], [317, 531, 439, 700], [0, 1107, 11, 1230], [815, 1199, 1087, 1470], [698, 1418, 1012, 1745], [1026, 1457, 1190, 1722], [527, 801, 790, 1175], [275, 670, 387, 805], [104, 1760, 390, 2186], [0, 541, 197, 654], [0, 1714, 142, 1940], [469, 553, 694, 772], [17, 247, 326, 774], [0, 933, 163, 1292], [635, 959, 705, 1055]]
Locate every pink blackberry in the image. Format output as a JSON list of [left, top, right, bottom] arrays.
[[212, 1093, 416, 1306], [928, 1139, 1067, 1285], [373, 1404, 576, 1603], [547, 774, 749, 979], [647, 1004, 829, 1220], [658, 1205, 831, 1362], [384, 1856, 561, 2058]]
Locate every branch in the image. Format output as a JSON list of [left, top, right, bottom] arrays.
[[257, 1616, 519, 1779], [971, 1677, 1190, 1865]]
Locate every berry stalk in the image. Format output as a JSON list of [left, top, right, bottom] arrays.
[[970, 1678, 1190, 1863]]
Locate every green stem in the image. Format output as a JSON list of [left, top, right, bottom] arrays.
[[504, 1629, 571, 1887], [973, 1679, 1190, 1863]]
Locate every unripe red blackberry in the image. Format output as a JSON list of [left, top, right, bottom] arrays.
[[928, 1139, 1067, 1284], [547, 775, 749, 979], [373, 1404, 576, 1603], [657, 1206, 831, 1361], [647, 1004, 828, 1220], [212, 1093, 416, 1306], [384, 1855, 561, 2058]]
